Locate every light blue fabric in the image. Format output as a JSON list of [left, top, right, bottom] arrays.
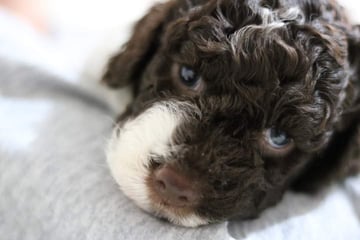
[[0, 59, 359, 240]]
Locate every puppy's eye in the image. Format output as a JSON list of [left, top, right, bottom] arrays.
[[260, 128, 294, 157], [179, 66, 201, 88], [266, 128, 291, 148]]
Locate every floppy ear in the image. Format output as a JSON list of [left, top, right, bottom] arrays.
[[344, 24, 360, 124], [340, 24, 360, 177], [102, 1, 175, 90], [291, 25, 360, 192]]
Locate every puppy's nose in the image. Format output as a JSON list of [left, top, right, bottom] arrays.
[[153, 165, 199, 207]]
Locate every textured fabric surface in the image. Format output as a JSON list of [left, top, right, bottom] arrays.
[[0, 59, 360, 240], [0, 60, 230, 240]]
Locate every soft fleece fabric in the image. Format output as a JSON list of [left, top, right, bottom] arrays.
[[1, 58, 360, 240]]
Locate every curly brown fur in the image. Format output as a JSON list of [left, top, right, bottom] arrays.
[[103, 0, 360, 225]]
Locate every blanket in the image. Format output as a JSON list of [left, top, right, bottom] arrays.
[[0, 56, 360, 240]]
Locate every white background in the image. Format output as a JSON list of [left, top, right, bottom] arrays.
[[45, 0, 360, 30]]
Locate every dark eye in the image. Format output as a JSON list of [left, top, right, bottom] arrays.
[[266, 128, 291, 148], [179, 66, 201, 88]]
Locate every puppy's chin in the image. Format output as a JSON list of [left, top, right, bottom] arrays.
[[105, 100, 208, 227]]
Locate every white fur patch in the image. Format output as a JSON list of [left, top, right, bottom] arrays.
[[230, 6, 304, 61], [106, 100, 207, 227], [156, 209, 209, 227], [247, 2, 304, 28]]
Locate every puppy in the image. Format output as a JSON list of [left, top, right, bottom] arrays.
[[102, 0, 360, 227]]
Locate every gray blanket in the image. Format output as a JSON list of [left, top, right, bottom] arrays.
[[1, 59, 360, 240]]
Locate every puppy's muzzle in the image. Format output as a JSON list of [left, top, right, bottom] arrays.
[[150, 164, 200, 208]]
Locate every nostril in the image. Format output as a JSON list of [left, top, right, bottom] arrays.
[[156, 180, 166, 191], [178, 196, 189, 202]]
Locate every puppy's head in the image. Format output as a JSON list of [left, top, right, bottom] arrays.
[[103, 0, 359, 227]]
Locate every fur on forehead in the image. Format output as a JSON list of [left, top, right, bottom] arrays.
[[156, 0, 351, 148], [164, 0, 348, 85]]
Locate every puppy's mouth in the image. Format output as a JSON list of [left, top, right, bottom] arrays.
[[106, 101, 208, 227]]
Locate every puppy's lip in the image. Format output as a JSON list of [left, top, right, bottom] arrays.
[[148, 186, 196, 215], [157, 198, 187, 208]]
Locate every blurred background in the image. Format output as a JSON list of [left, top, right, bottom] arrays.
[[0, 0, 161, 82], [0, 0, 359, 82]]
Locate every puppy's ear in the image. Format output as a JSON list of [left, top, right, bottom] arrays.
[[291, 25, 360, 192], [341, 25, 360, 177], [102, 2, 175, 89], [347, 25, 360, 81], [345, 25, 360, 121]]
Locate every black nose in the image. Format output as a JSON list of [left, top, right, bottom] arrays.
[[152, 165, 200, 207]]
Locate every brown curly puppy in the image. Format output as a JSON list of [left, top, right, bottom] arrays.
[[102, 0, 360, 227]]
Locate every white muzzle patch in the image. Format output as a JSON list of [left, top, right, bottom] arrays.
[[106, 100, 208, 227]]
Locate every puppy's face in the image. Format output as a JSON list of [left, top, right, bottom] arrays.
[[104, 0, 356, 227]]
